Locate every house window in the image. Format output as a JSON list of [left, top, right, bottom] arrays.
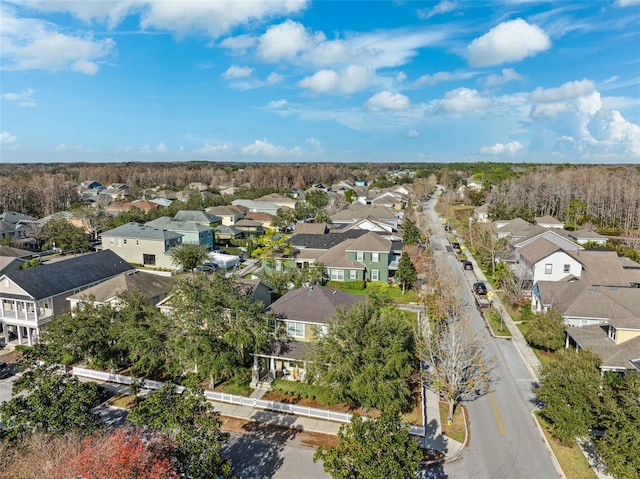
[[372, 252, 380, 262], [123, 239, 127, 245], [563, 264, 570, 273], [4, 279, 8, 288], [110, 238, 114, 245], [117, 239, 121, 247], [356, 252, 364, 261], [371, 269, 380, 281], [136, 240, 139, 246], [330, 269, 345, 281], [544, 264, 552, 274], [349, 270, 357, 280], [143, 254, 156, 266], [286, 321, 305, 338], [608, 326, 617, 342]]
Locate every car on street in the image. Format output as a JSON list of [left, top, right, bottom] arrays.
[[462, 260, 473, 270], [0, 360, 11, 379], [473, 282, 487, 295], [451, 241, 461, 252]]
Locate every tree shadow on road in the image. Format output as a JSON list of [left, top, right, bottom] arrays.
[[223, 411, 298, 479]]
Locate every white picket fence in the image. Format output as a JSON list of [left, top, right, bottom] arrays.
[[72, 366, 425, 436]]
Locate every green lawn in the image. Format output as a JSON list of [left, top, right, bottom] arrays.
[[484, 309, 512, 337], [341, 284, 418, 304]]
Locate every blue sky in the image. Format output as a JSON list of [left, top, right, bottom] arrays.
[[1, 0, 639, 164]]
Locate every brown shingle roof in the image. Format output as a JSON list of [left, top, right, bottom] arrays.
[[517, 237, 563, 264], [66, 270, 173, 303], [294, 223, 329, 235], [344, 231, 391, 253], [566, 250, 629, 287]]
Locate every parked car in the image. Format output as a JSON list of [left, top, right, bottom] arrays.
[[462, 260, 473, 270], [444, 224, 453, 231], [451, 241, 461, 252], [195, 263, 219, 273], [0, 361, 11, 379], [473, 282, 487, 295]]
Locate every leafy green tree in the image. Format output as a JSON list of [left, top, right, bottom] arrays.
[[42, 216, 89, 253], [308, 294, 417, 411], [344, 189, 358, 204], [524, 309, 566, 352], [169, 243, 210, 271], [272, 207, 297, 232], [595, 372, 640, 479], [128, 383, 234, 479], [395, 253, 417, 294], [536, 348, 602, 444], [0, 366, 101, 441], [314, 410, 421, 479], [402, 219, 420, 245], [168, 273, 273, 385], [305, 189, 330, 210], [30, 302, 118, 369]]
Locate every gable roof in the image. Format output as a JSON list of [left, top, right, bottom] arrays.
[[534, 215, 563, 226], [206, 206, 244, 217], [566, 325, 640, 371], [344, 231, 391, 253], [0, 246, 32, 258], [294, 223, 329, 235], [566, 250, 630, 287], [569, 229, 607, 241], [145, 217, 211, 233], [4, 250, 134, 300], [316, 238, 365, 269], [290, 229, 368, 250], [174, 210, 221, 224], [268, 285, 366, 324], [255, 193, 296, 203], [244, 212, 275, 221], [0, 211, 37, 224], [517, 237, 565, 264], [66, 270, 173, 303], [330, 205, 399, 223], [101, 222, 183, 241]]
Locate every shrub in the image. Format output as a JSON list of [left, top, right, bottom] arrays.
[[271, 378, 338, 405], [327, 280, 366, 291]]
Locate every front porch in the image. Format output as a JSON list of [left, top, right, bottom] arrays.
[[251, 341, 309, 389]]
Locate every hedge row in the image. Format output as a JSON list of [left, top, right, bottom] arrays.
[[271, 378, 339, 405], [326, 280, 365, 291]]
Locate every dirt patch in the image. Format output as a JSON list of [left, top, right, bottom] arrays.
[[220, 416, 339, 449], [0, 351, 23, 364]]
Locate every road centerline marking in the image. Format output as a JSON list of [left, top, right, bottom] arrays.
[[488, 391, 507, 434]]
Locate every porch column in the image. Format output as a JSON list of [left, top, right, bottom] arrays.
[[565, 334, 569, 349], [23, 301, 28, 322], [1, 322, 8, 344], [26, 327, 32, 347], [17, 326, 22, 345]]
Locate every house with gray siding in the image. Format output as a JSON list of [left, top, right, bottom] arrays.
[[146, 216, 214, 250]]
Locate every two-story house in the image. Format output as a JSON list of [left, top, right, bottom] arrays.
[[252, 285, 366, 385], [145, 217, 214, 250], [0, 250, 133, 346], [100, 222, 183, 269], [205, 206, 245, 226]]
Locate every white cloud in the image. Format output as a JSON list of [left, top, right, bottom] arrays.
[[222, 65, 253, 80], [415, 70, 476, 86], [396, 71, 407, 82], [480, 141, 524, 155], [219, 34, 256, 52], [436, 88, 491, 113], [417, 1, 457, 20], [306, 137, 323, 152], [256, 20, 313, 62], [407, 129, 421, 138], [155, 142, 168, 153], [531, 79, 601, 118], [484, 68, 524, 87], [195, 143, 231, 155], [616, 0, 640, 6], [0, 132, 17, 144], [1, 6, 114, 74], [298, 65, 374, 95], [0, 87, 37, 107], [467, 19, 551, 67], [268, 99, 288, 109], [266, 72, 284, 85], [587, 109, 640, 157], [241, 139, 303, 158], [365, 91, 410, 111]]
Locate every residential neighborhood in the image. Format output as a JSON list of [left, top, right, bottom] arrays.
[[0, 163, 638, 479]]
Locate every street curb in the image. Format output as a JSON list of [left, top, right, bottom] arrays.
[[530, 410, 567, 479]]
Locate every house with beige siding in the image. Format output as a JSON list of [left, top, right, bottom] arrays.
[[100, 222, 182, 269]]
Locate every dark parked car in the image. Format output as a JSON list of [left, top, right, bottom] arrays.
[[451, 241, 461, 252], [473, 282, 487, 295], [0, 361, 11, 379], [195, 263, 219, 273], [462, 260, 473, 270]]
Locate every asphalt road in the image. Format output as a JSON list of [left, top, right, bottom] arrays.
[[421, 189, 560, 479]]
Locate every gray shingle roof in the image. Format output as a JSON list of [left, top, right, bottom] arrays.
[[269, 285, 366, 324], [66, 270, 173, 303], [4, 250, 133, 300], [174, 210, 221, 224], [145, 217, 210, 233], [101, 222, 183, 241], [291, 230, 368, 250]]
